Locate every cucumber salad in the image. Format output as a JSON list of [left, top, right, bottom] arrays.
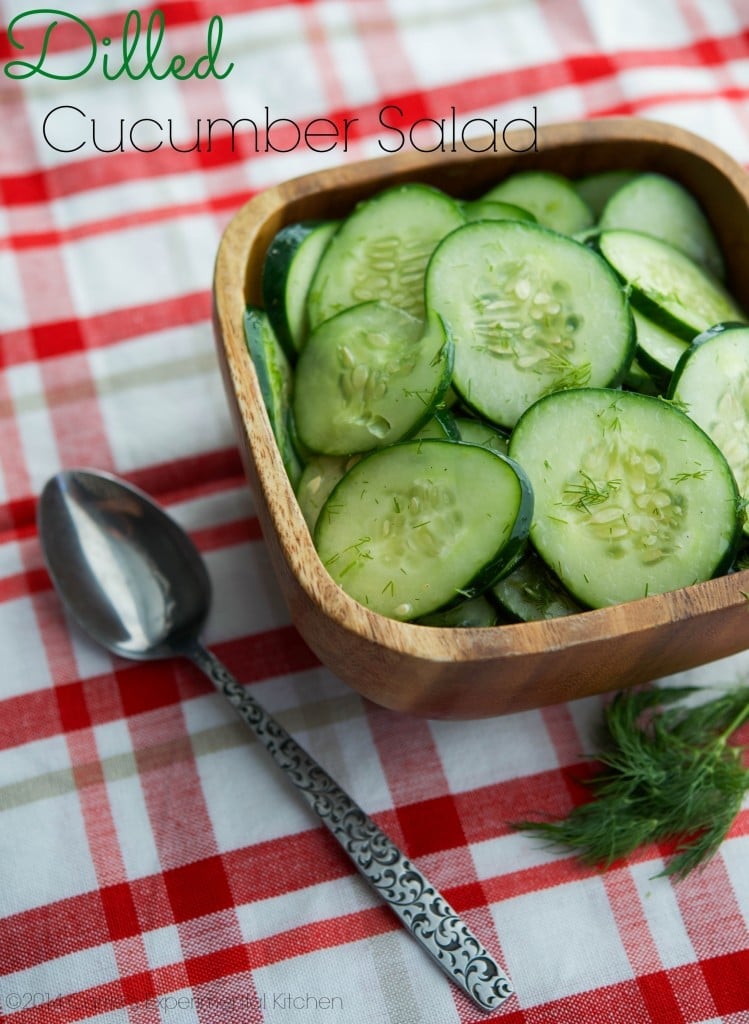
[[246, 167, 748, 624]]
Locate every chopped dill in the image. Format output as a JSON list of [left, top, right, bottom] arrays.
[[671, 470, 709, 484], [403, 387, 432, 406], [324, 502, 344, 524], [538, 353, 592, 396], [562, 471, 622, 513]]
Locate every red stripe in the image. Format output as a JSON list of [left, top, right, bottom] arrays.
[[603, 869, 667, 975], [0, 566, 49, 602], [125, 447, 245, 505], [592, 84, 749, 119], [0, 0, 304, 64], [4, 75, 748, 259], [0, 515, 259, 608], [674, 853, 749, 962], [701, 949, 749, 1014], [0, 448, 244, 541], [190, 515, 262, 552], [4, 797, 747, 978], [5, 905, 393, 1024], [43, 352, 116, 473], [671, 0, 749, 143], [0, 376, 35, 525], [520, 979, 653, 1023], [299, 4, 347, 112], [0, 628, 319, 749], [637, 971, 688, 1023], [126, 664, 258, 1014], [364, 700, 510, 1022], [0, 189, 253, 253], [8, 1, 741, 79], [346, 0, 420, 98], [8, 915, 745, 1024], [3, 29, 748, 212], [0, 496, 38, 539], [1, 290, 210, 368]]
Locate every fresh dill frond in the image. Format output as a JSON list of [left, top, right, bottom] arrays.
[[403, 387, 432, 406], [514, 684, 749, 879], [538, 352, 592, 396], [561, 471, 622, 513], [671, 470, 709, 484]]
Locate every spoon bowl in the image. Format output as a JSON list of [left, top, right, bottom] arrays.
[[39, 469, 209, 660], [37, 467, 513, 1013]]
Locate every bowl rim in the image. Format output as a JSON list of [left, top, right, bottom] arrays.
[[213, 116, 749, 667]]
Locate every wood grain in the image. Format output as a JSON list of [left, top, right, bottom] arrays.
[[213, 118, 749, 719]]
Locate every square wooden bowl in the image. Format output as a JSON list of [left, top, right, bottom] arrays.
[[213, 117, 749, 719]]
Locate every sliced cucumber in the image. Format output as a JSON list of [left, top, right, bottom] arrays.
[[633, 309, 689, 380], [599, 172, 724, 279], [296, 453, 360, 532], [426, 220, 634, 428], [622, 357, 661, 397], [244, 307, 303, 486], [490, 551, 581, 621], [598, 229, 743, 341], [413, 407, 460, 440], [292, 302, 452, 455], [416, 594, 499, 628], [509, 388, 741, 607], [482, 171, 594, 235], [314, 440, 533, 620], [262, 220, 339, 359], [453, 416, 509, 456], [462, 199, 536, 224], [574, 170, 638, 219], [669, 322, 749, 535], [307, 183, 464, 328]]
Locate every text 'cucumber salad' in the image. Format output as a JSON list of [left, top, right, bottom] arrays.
[[246, 166, 748, 624]]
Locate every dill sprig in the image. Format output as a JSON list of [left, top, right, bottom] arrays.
[[515, 684, 749, 879], [562, 471, 621, 513]]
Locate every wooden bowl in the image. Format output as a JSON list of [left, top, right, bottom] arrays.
[[212, 118, 749, 719]]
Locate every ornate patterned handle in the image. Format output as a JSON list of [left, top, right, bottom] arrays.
[[187, 643, 514, 1012]]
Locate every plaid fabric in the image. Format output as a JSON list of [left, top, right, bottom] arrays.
[[2, 1, 749, 1021]]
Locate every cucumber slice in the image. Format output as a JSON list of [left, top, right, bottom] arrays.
[[262, 220, 338, 359], [453, 416, 509, 456], [599, 172, 725, 279], [307, 183, 464, 328], [633, 309, 689, 380], [314, 440, 533, 620], [482, 171, 594, 235], [416, 594, 499, 628], [244, 307, 303, 486], [622, 357, 661, 397], [669, 322, 749, 535], [426, 220, 634, 428], [292, 301, 452, 455], [510, 388, 741, 607], [490, 551, 582, 621], [574, 170, 638, 219], [413, 407, 460, 440], [296, 453, 360, 532], [598, 229, 743, 342], [462, 199, 536, 224]]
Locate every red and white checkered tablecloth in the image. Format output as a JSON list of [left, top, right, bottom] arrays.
[[2, 1, 749, 1022]]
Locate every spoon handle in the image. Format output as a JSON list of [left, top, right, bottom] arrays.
[[187, 642, 513, 1013]]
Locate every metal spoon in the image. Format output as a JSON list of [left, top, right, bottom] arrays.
[[37, 468, 513, 1012]]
